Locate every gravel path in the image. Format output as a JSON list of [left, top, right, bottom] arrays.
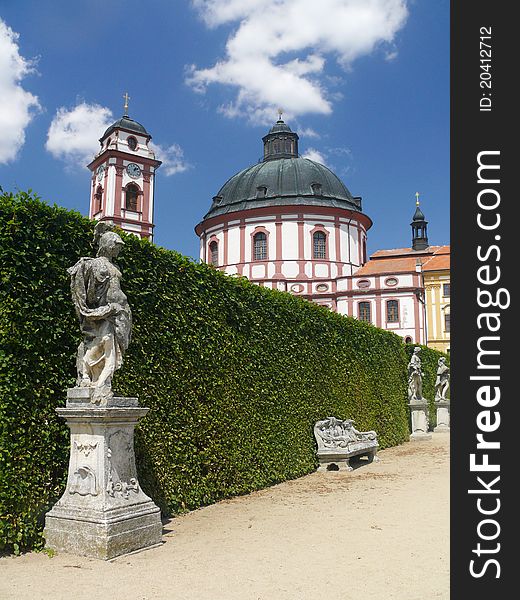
[[0, 433, 450, 600]]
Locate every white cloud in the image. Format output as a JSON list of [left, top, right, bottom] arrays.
[[46, 101, 191, 176], [0, 19, 40, 164], [46, 102, 113, 168], [150, 142, 192, 176], [298, 126, 320, 139], [302, 147, 328, 166], [188, 0, 408, 123]]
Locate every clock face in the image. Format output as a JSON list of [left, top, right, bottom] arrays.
[[96, 165, 105, 181], [126, 163, 141, 178]]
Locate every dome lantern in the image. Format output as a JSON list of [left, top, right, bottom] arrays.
[[262, 112, 299, 161]]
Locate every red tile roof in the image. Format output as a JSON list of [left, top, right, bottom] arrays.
[[355, 245, 450, 276]]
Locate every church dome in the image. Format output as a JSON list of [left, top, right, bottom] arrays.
[[204, 157, 362, 219], [101, 115, 150, 141]]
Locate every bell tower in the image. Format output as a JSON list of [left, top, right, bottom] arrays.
[[87, 94, 162, 240]]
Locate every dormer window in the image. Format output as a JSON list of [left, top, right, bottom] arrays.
[[256, 186, 267, 198], [106, 137, 112, 148], [212, 195, 223, 205], [127, 136, 137, 151], [311, 182, 322, 195]]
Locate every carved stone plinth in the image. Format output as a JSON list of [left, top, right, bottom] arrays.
[[434, 400, 450, 432], [44, 388, 162, 560], [408, 400, 432, 441]]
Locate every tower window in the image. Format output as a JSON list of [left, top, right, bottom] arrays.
[[125, 183, 139, 211], [313, 231, 327, 259], [358, 302, 371, 323], [127, 136, 137, 151], [386, 300, 399, 322], [209, 241, 218, 266], [253, 232, 267, 260], [94, 185, 103, 213]]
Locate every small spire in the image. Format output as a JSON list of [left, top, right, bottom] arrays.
[[123, 92, 130, 117], [415, 191, 420, 206], [277, 107, 284, 121]]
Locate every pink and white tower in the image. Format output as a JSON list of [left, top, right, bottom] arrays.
[[87, 94, 162, 240]]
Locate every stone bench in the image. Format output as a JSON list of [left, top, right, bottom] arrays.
[[314, 417, 379, 472]]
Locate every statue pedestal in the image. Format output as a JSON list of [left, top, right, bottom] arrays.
[[434, 400, 450, 432], [44, 388, 162, 560], [408, 400, 432, 441]]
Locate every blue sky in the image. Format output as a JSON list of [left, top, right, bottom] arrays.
[[0, 0, 449, 260]]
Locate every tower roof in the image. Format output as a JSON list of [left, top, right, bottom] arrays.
[[100, 115, 150, 141], [199, 118, 366, 222], [412, 204, 426, 222], [204, 156, 362, 220], [267, 118, 294, 135]]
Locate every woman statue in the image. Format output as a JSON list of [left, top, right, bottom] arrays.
[[407, 346, 424, 402], [68, 222, 132, 403], [435, 357, 450, 401]]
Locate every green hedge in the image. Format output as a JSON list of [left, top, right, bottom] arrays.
[[405, 343, 450, 425], [1, 190, 411, 553]]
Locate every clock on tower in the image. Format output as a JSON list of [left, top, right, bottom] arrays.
[[87, 95, 162, 240]]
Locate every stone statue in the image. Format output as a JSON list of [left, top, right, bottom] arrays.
[[434, 357, 450, 402], [313, 417, 379, 471], [68, 222, 131, 403], [314, 417, 377, 450], [407, 346, 424, 402]]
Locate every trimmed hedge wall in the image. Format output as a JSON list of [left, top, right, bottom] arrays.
[[1, 190, 414, 553]]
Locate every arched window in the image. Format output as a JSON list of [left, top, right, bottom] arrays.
[[209, 241, 218, 266], [358, 302, 371, 322], [404, 336, 413, 344], [386, 300, 399, 322], [94, 185, 103, 213], [125, 183, 139, 211], [313, 231, 326, 259], [127, 136, 137, 151], [253, 232, 267, 260]]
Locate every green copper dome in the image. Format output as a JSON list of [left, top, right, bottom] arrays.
[[204, 157, 362, 219]]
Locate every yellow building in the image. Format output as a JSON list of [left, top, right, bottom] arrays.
[[422, 246, 450, 353]]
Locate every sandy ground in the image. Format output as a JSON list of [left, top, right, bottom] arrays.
[[0, 433, 449, 600]]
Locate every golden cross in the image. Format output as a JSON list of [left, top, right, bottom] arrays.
[[123, 92, 130, 116], [277, 107, 284, 121], [415, 191, 420, 206]]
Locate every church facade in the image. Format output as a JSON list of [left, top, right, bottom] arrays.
[[195, 118, 450, 348]]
